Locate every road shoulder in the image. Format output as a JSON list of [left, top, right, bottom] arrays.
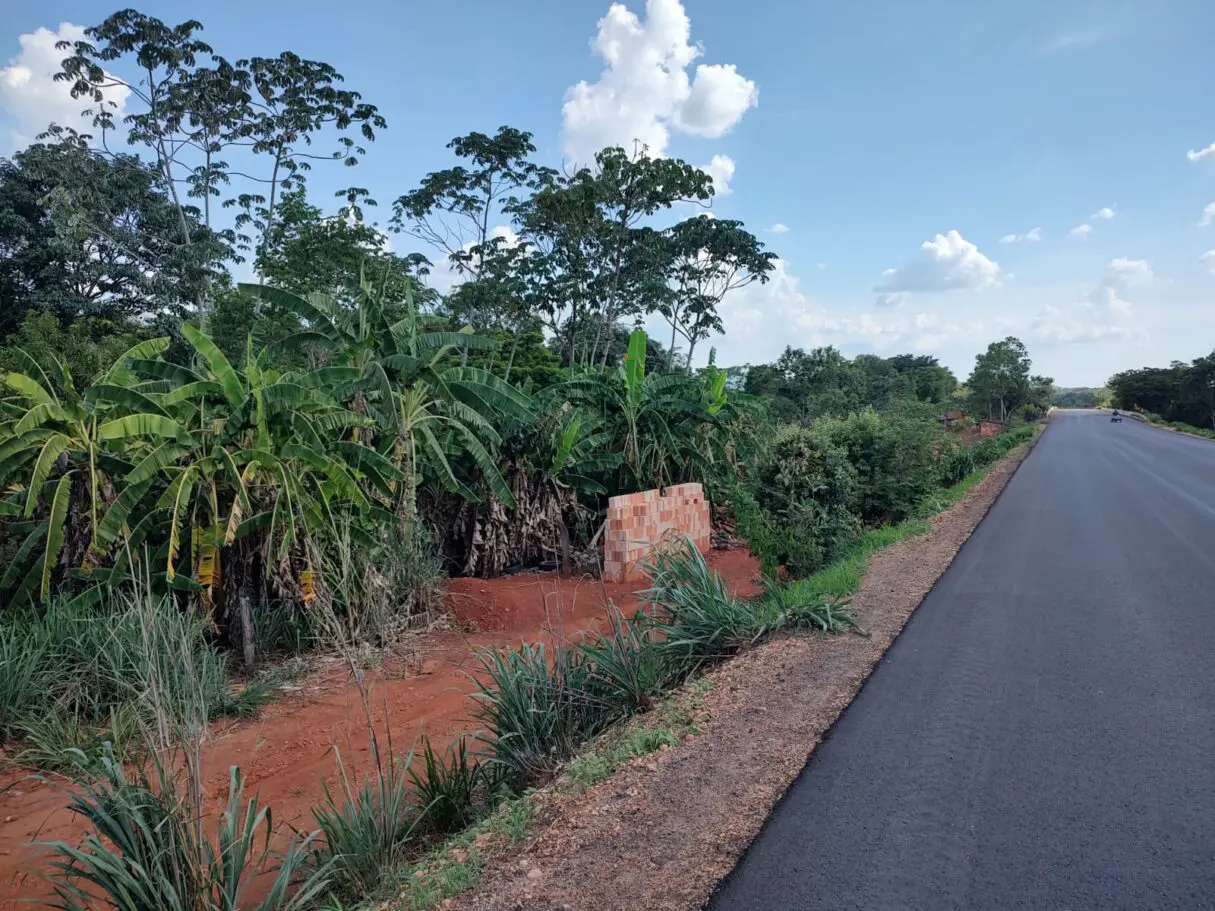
[[452, 438, 1039, 911]]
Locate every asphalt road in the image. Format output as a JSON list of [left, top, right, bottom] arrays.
[[709, 411, 1215, 911]]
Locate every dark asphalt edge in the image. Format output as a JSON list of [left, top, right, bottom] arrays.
[[702, 423, 1049, 910]]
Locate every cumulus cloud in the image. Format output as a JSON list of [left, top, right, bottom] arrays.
[[1200, 250, 1215, 274], [1079, 257, 1153, 319], [688, 255, 985, 367], [1091, 205, 1117, 220], [1032, 305, 1134, 343], [1187, 141, 1215, 163], [1198, 204, 1215, 228], [698, 153, 735, 195], [1069, 223, 1093, 239], [1107, 257, 1152, 284], [0, 23, 129, 153], [873, 229, 1000, 306], [768, 223, 790, 234], [561, 0, 758, 163], [999, 227, 1042, 244]]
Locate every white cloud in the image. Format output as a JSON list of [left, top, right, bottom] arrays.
[[1187, 141, 1215, 163], [876, 290, 910, 308], [698, 153, 735, 196], [873, 229, 1000, 306], [1200, 250, 1215, 274], [0, 23, 129, 153], [1198, 204, 1215, 228], [675, 64, 758, 137], [1032, 304, 1134, 343], [999, 227, 1042, 244], [1069, 223, 1093, 239], [1091, 205, 1116, 220], [768, 222, 790, 234], [1107, 257, 1152, 284], [561, 0, 758, 163], [488, 224, 521, 247], [1080, 257, 1153, 317]]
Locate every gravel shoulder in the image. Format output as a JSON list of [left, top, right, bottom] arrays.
[[454, 438, 1039, 911]]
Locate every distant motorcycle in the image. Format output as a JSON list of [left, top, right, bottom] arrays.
[[1110, 410, 1123, 423]]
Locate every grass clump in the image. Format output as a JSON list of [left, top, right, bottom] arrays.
[[472, 642, 616, 788], [410, 736, 499, 836], [642, 537, 776, 675], [45, 746, 327, 911], [576, 605, 673, 714]]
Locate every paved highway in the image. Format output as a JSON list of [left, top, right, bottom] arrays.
[[710, 411, 1215, 910]]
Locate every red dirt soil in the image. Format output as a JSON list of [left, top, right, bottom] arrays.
[[0, 548, 761, 907]]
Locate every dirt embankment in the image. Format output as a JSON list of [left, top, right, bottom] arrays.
[[0, 550, 763, 907], [457, 442, 1035, 911]]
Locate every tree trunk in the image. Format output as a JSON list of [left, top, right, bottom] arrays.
[[504, 335, 519, 382], [239, 587, 256, 673]]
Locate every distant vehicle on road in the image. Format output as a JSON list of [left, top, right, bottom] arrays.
[[1110, 409, 1123, 423]]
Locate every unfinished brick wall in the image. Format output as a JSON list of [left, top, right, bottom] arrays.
[[603, 482, 711, 583]]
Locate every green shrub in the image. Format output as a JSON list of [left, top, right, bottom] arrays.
[[814, 406, 941, 525], [748, 425, 861, 577]]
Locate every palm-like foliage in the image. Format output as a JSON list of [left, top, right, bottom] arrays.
[[0, 323, 395, 615], [0, 339, 185, 605], [559, 330, 720, 491], [243, 280, 533, 515]]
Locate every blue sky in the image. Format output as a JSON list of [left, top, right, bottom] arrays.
[[2, 0, 1213, 385]]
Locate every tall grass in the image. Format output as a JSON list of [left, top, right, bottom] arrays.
[[311, 743, 424, 900], [641, 537, 775, 674], [0, 593, 266, 767], [38, 587, 330, 910], [576, 606, 672, 714]]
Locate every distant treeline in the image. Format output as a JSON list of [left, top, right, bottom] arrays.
[[1108, 352, 1215, 429]]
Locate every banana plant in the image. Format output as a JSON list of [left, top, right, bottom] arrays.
[[0, 340, 188, 606], [142, 324, 395, 612], [558, 330, 717, 491], [242, 279, 534, 516]]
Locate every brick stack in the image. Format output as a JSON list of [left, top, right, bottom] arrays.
[[602, 482, 711, 583]]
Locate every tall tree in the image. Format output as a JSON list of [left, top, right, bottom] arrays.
[[1180, 352, 1215, 429], [510, 145, 714, 368], [967, 336, 1032, 422], [392, 126, 549, 283], [0, 135, 226, 339], [659, 214, 775, 369], [54, 9, 386, 318], [257, 186, 430, 304], [886, 354, 958, 403]]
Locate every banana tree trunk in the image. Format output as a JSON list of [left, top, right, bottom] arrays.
[[238, 586, 255, 673]]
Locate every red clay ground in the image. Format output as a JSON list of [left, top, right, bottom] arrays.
[[0, 548, 761, 907]]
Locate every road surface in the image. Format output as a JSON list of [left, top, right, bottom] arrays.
[[710, 411, 1215, 910]]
